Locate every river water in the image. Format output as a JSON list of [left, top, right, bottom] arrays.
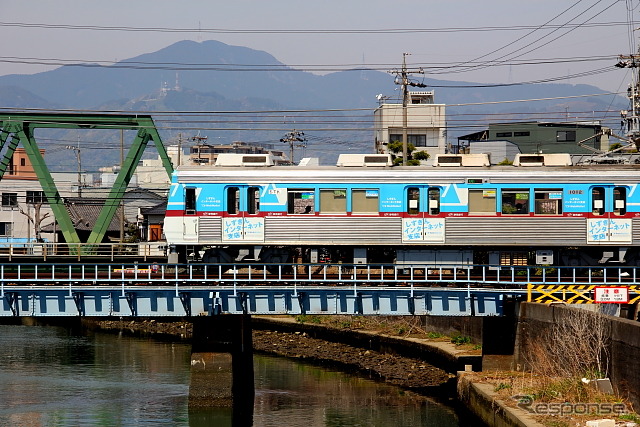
[[0, 324, 476, 426]]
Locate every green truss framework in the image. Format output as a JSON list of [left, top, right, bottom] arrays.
[[0, 113, 174, 245]]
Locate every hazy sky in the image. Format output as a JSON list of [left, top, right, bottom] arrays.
[[1, 0, 637, 93]]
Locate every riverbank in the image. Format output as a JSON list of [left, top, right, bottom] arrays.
[[89, 316, 460, 393], [83, 315, 559, 427]]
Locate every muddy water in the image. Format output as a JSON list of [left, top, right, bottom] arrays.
[[0, 325, 472, 426]]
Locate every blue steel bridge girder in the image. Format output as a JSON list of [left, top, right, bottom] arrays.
[[0, 286, 516, 317], [0, 113, 174, 246]]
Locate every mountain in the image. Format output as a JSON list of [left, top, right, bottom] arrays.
[[0, 39, 629, 168]]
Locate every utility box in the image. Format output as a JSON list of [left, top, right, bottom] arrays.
[[396, 249, 473, 268], [354, 248, 367, 264], [536, 250, 554, 265]]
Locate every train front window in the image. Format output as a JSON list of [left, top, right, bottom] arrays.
[[248, 186, 260, 215], [592, 187, 605, 216], [534, 189, 563, 215], [501, 189, 529, 215], [407, 187, 420, 215], [614, 187, 627, 216], [185, 187, 196, 215], [287, 189, 315, 214], [227, 187, 240, 214]]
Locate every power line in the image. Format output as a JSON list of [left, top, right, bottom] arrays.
[[0, 20, 632, 34]]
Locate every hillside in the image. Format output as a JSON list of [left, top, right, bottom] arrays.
[[0, 39, 628, 168]]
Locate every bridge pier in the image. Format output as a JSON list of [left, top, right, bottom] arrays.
[[189, 314, 254, 425]]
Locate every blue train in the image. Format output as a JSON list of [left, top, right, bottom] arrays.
[[163, 153, 640, 268]]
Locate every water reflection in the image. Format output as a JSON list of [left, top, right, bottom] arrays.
[[0, 325, 465, 427]]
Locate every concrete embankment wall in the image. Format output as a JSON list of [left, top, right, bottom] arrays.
[[252, 317, 482, 373], [514, 302, 640, 410]]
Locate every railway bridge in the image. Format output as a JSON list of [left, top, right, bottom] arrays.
[[1, 261, 638, 318], [2, 260, 636, 415]]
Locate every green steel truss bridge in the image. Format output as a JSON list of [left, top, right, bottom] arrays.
[[0, 112, 173, 245]]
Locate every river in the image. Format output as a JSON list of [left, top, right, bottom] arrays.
[[0, 324, 478, 426]]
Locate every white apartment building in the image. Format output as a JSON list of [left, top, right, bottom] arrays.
[[373, 91, 446, 161]]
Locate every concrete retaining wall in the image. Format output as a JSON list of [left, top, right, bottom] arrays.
[[514, 303, 640, 410], [457, 374, 546, 427]]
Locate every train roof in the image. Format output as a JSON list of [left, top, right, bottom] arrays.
[[173, 159, 640, 185]]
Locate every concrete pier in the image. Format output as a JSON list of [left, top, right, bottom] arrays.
[[189, 315, 254, 425]]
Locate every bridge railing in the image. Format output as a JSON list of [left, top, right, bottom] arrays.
[[0, 242, 166, 260], [0, 262, 637, 286]]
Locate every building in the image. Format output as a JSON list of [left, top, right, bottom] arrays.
[[457, 122, 610, 157], [189, 141, 289, 165], [0, 148, 78, 243], [374, 91, 446, 160]]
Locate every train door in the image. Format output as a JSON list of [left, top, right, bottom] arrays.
[[587, 186, 631, 243], [222, 186, 264, 242], [402, 186, 444, 243], [183, 187, 198, 241]]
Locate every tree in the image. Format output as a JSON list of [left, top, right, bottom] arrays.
[[412, 150, 430, 161], [388, 140, 430, 166], [18, 202, 51, 242]]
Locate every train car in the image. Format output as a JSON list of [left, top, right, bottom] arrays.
[[163, 152, 640, 268]]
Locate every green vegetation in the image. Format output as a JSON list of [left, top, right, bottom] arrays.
[[388, 140, 430, 166]]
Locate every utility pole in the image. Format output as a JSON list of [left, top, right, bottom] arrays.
[[616, 52, 640, 148], [120, 129, 124, 243], [389, 53, 427, 165], [65, 137, 82, 196], [280, 130, 306, 165], [190, 133, 208, 164]]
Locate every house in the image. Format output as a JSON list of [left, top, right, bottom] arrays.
[[373, 91, 447, 161]]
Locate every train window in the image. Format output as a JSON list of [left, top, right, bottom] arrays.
[[592, 187, 605, 216], [501, 189, 529, 215], [287, 189, 315, 214], [248, 187, 260, 215], [227, 187, 240, 215], [534, 189, 563, 215], [428, 187, 440, 215], [185, 187, 197, 215], [614, 187, 627, 216], [320, 189, 347, 213], [468, 189, 496, 215], [407, 187, 420, 215], [352, 189, 379, 214]]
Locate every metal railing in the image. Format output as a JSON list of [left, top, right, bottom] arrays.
[[0, 262, 637, 287], [0, 242, 166, 261]]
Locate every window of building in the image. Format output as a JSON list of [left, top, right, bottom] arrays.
[[247, 187, 260, 215], [428, 187, 440, 215], [407, 187, 420, 215], [501, 189, 529, 214], [468, 189, 496, 214], [556, 131, 576, 142], [1, 193, 17, 208], [592, 187, 605, 216], [352, 189, 379, 214], [496, 132, 513, 138], [513, 131, 530, 137], [320, 189, 347, 213], [389, 134, 435, 147], [20, 158, 26, 167], [614, 187, 627, 216], [26, 191, 46, 204], [0, 222, 11, 237], [535, 189, 563, 215], [287, 189, 315, 214]]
